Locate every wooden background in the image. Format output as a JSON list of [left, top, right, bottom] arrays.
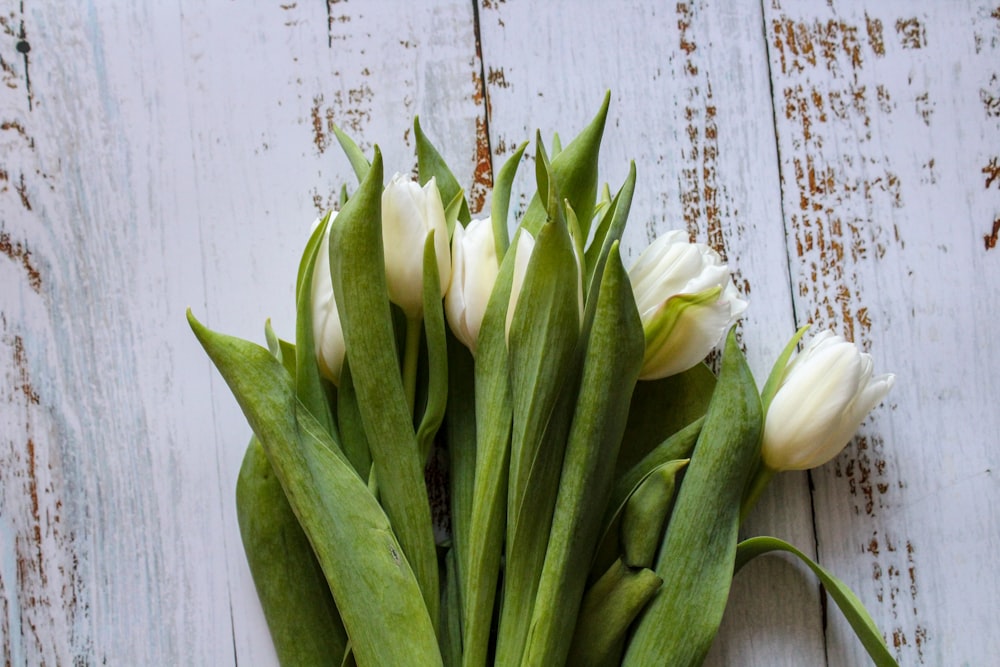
[[2, 1, 997, 665]]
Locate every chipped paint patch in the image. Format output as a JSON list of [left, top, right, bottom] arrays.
[[469, 116, 493, 215], [769, 13, 909, 347], [0, 231, 42, 293], [1, 321, 81, 666], [675, 3, 731, 260], [985, 216, 1000, 250]]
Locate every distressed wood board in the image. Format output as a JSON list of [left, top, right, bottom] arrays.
[[0, 1, 996, 665]]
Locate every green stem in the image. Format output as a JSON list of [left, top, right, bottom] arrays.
[[740, 463, 776, 524], [403, 315, 422, 416]]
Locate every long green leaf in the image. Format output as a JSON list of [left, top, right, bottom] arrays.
[[236, 436, 348, 666], [332, 124, 371, 182], [736, 536, 899, 667], [522, 242, 645, 667], [490, 141, 528, 260], [496, 211, 582, 666], [518, 92, 610, 239], [444, 330, 476, 624], [623, 329, 763, 666], [415, 116, 471, 225], [188, 312, 441, 666], [583, 162, 636, 297], [416, 231, 448, 464], [328, 147, 439, 624], [460, 242, 518, 667], [295, 212, 337, 440]]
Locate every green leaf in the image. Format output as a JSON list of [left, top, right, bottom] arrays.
[[592, 421, 700, 580], [415, 116, 471, 225], [584, 162, 636, 296], [550, 131, 562, 158], [519, 92, 610, 239], [328, 147, 439, 624], [444, 331, 476, 618], [496, 210, 582, 666], [620, 458, 688, 569], [491, 141, 528, 261], [332, 124, 371, 182], [443, 188, 465, 241], [416, 231, 448, 464], [236, 436, 349, 666], [294, 212, 337, 440], [568, 558, 662, 667], [623, 329, 763, 667], [439, 548, 463, 667], [760, 324, 810, 413], [460, 241, 518, 667], [534, 131, 552, 218], [615, 363, 716, 477], [187, 312, 442, 666], [521, 242, 645, 667], [736, 536, 899, 667], [335, 360, 372, 479]]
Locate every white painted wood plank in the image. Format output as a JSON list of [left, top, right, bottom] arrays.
[[3, 0, 997, 664], [478, 2, 824, 665], [763, 2, 1000, 665], [1, 1, 483, 664]]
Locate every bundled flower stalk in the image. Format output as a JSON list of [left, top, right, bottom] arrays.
[[189, 94, 897, 666]]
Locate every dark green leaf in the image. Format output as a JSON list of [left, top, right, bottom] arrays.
[[236, 436, 348, 666]]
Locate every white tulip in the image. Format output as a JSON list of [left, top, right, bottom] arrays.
[[445, 218, 499, 354], [505, 229, 536, 341], [381, 173, 452, 319], [310, 215, 346, 385], [628, 230, 748, 379], [761, 330, 895, 471]]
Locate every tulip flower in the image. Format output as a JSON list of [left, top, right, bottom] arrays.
[[761, 330, 895, 471], [381, 173, 452, 319], [446, 218, 499, 354], [505, 229, 536, 340], [310, 215, 346, 385], [628, 230, 747, 380]]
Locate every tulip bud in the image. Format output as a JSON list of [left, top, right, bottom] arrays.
[[381, 173, 452, 319], [445, 218, 499, 354], [761, 330, 895, 471], [311, 215, 346, 385], [628, 230, 747, 380], [505, 229, 536, 340]]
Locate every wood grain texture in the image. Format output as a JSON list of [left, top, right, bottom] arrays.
[[764, 2, 1000, 665], [0, 0, 996, 665]]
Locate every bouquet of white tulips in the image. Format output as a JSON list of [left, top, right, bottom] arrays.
[[189, 94, 897, 667]]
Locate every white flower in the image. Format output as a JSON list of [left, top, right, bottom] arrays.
[[311, 215, 346, 385], [445, 218, 499, 354], [761, 330, 895, 471], [505, 229, 536, 341], [628, 230, 748, 379], [381, 173, 452, 319]]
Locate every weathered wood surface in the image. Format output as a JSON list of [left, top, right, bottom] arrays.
[[0, 1, 995, 665]]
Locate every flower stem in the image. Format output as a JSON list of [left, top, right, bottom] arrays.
[[403, 315, 422, 416], [740, 463, 776, 524]]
